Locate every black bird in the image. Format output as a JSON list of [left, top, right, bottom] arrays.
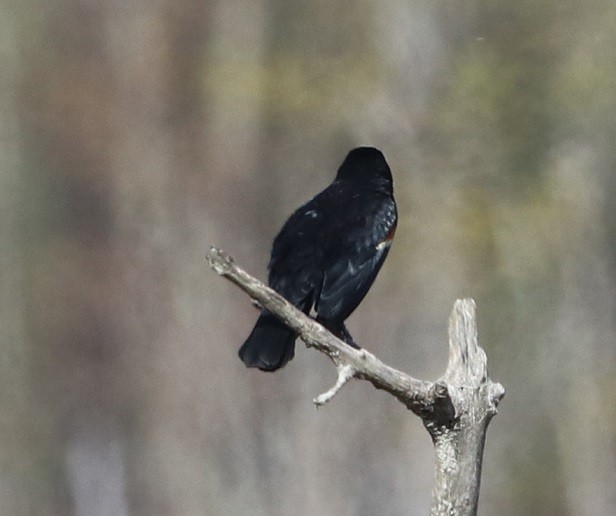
[[239, 146, 397, 371]]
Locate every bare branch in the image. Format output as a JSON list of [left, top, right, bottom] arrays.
[[207, 246, 505, 515], [313, 364, 354, 406], [207, 246, 439, 415]]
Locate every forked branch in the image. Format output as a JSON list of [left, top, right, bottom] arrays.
[[207, 246, 505, 515]]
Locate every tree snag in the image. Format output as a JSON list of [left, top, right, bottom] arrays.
[[207, 246, 505, 515]]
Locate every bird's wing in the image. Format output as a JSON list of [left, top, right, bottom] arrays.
[[267, 199, 324, 310], [316, 198, 397, 321]]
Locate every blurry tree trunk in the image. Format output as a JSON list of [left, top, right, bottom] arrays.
[[0, 8, 40, 514], [208, 248, 504, 516], [549, 146, 616, 515]]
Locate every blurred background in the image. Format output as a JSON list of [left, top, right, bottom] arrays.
[[2, 0, 616, 514]]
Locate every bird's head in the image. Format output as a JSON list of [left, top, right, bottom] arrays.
[[335, 147, 393, 189]]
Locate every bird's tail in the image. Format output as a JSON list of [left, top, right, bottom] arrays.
[[238, 312, 296, 371]]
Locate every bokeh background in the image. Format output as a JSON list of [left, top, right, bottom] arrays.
[[3, 0, 616, 514]]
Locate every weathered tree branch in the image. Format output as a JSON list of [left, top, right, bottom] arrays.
[[207, 247, 443, 415], [207, 246, 505, 515]]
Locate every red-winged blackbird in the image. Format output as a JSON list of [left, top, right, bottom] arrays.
[[239, 147, 397, 371]]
